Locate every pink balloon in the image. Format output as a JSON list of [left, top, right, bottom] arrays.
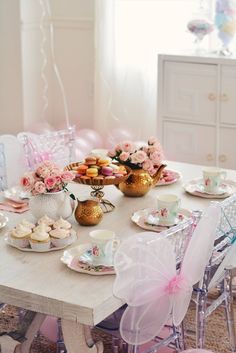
[[76, 129, 103, 149], [25, 121, 53, 134], [105, 128, 135, 149], [40, 316, 58, 342]]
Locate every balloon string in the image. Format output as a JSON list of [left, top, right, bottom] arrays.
[[39, 0, 49, 121], [38, 0, 70, 128]]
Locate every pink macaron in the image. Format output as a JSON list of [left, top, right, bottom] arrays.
[[101, 166, 113, 176]]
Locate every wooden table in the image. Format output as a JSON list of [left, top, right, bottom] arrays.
[[0, 161, 235, 353]]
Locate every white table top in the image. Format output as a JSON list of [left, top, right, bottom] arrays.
[[0, 161, 235, 326]]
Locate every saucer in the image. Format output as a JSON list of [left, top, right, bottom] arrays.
[[131, 208, 192, 233], [157, 169, 182, 186], [184, 178, 236, 199], [0, 213, 8, 229], [79, 247, 114, 267], [61, 244, 115, 276]]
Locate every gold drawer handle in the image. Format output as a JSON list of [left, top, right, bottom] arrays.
[[208, 93, 216, 101], [220, 93, 229, 102], [219, 154, 227, 163], [206, 153, 214, 161]]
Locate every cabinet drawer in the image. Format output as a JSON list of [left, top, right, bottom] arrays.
[[219, 127, 236, 169], [220, 66, 236, 125], [163, 121, 216, 165], [163, 61, 217, 123]]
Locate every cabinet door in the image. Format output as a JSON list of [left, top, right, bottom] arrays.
[[219, 128, 236, 169], [163, 61, 217, 123], [220, 65, 236, 125], [163, 121, 216, 166]]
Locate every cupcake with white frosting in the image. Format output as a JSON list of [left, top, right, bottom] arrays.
[[53, 217, 72, 230], [37, 215, 54, 227], [19, 219, 35, 230], [34, 223, 51, 233], [50, 228, 72, 248], [10, 224, 32, 248], [29, 223, 51, 251]]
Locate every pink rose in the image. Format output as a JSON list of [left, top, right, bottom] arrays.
[[44, 176, 57, 190], [150, 151, 162, 165], [36, 165, 50, 178], [20, 173, 35, 190], [108, 149, 117, 158], [120, 141, 135, 153], [119, 152, 130, 162], [148, 136, 158, 145], [142, 159, 154, 171], [131, 150, 147, 164], [61, 171, 74, 182], [34, 181, 46, 194]]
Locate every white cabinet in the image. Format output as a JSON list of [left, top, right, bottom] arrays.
[[158, 54, 236, 169]]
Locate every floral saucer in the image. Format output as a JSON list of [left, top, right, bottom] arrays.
[[131, 208, 192, 233], [61, 244, 115, 276], [184, 178, 236, 199], [157, 169, 182, 186]]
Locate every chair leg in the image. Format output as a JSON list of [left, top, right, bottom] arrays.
[[196, 267, 210, 349], [224, 269, 236, 351]]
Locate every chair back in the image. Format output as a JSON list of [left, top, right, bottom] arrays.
[[113, 203, 221, 347], [17, 126, 76, 170]]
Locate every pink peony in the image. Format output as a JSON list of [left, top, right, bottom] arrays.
[[119, 152, 130, 162], [20, 173, 35, 190], [61, 171, 74, 182], [130, 150, 147, 164], [44, 176, 57, 190], [34, 181, 46, 194]]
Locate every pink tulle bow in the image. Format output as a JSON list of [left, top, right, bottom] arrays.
[[165, 274, 185, 295]]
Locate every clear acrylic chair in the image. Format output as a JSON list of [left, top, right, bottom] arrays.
[[97, 203, 220, 353], [194, 193, 236, 351], [17, 125, 76, 170]]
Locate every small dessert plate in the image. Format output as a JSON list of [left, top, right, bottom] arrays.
[[157, 169, 182, 186], [61, 244, 115, 276], [0, 213, 8, 229], [184, 178, 236, 199], [5, 229, 77, 252], [131, 208, 192, 233]]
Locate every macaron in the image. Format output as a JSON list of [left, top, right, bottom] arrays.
[[77, 164, 88, 175], [86, 167, 98, 177], [97, 158, 110, 166], [101, 166, 114, 176], [85, 156, 97, 166]]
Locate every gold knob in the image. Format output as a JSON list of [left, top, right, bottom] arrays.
[[219, 154, 227, 163], [208, 93, 216, 101], [220, 93, 229, 102], [206, 153, 214, 161]]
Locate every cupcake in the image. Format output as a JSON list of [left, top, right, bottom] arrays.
[[34, 223, 51, 233], [19, 219, 35, 230], [53, 217, 72, 230], [29, 223, 51, 251], [10, 224, 32, 248], [50, 228, 72, 248], [37, 215, 54, 227]]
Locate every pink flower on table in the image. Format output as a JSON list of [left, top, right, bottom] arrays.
[[61, 171, 74, 182], [20, 173, 35, 190], [44, 176, 57, 190], [131, 150, 147, 164], [34, 181, 46, 194], [119, 152, 130, 162]]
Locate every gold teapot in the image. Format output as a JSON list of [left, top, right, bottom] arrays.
[[74, 199, 103, 226], [116, 164, 166, 197]]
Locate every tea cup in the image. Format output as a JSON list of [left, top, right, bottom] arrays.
[[89, 229, 120, 266], [202, 167, 226, 194], [157, 194, 180, 226]]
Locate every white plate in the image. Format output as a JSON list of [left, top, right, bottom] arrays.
[[0, 213, 8, 229], [184, 178, 236, 199], [131, 208, 192, 233], [61, 244, 115, 276], [157, 169, 182, 186], [5, 229, 77, 252]]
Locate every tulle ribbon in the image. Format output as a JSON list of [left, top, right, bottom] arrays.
[[113, 203, 221, 345]]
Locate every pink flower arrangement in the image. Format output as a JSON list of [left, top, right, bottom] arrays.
[[20, 160, 75, 196], [108, 137, 164, 176]]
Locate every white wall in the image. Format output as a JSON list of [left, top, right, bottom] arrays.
[[0, 0, 24, 133]]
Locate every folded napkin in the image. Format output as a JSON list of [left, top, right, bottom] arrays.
[[0, 199, 29, 213]]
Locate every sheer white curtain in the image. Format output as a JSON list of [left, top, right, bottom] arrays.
[[94, 0, 214, 144]]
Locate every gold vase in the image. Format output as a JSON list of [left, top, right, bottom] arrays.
[[116, 164, 166, 197]]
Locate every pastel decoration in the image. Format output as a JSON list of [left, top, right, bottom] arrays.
[[40, 316, 58, 342], [215, 0, 236, 51], [76, 129, 103, 149], [113, 203, 221, 345]]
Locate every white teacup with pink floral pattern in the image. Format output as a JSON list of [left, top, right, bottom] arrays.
[[89, 229, 120, 266], [202, 167, 227, 194], [157, 194, 180, 226]]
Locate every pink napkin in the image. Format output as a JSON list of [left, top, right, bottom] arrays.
[[0, 199, 29, 213]]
